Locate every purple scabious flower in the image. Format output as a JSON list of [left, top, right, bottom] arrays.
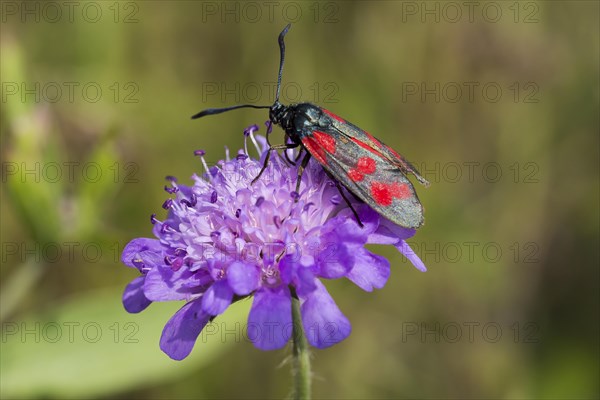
[[122, 125, 426, 360]]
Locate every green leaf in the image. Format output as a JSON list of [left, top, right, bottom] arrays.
[[0, 285, 250, 399]]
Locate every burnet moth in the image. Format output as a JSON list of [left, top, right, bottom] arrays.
[[192, 24, 429, 229]]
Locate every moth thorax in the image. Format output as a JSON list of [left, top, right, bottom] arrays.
[[270, 103, 292, 129]]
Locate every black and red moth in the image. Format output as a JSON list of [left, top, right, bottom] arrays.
[[192, 24, 429, 229]]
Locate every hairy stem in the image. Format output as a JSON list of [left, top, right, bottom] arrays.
[[291, 295, 311, 400]]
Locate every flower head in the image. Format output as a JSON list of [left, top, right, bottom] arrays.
[[122, 124, 426, 360]]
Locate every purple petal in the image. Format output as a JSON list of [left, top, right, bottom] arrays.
[[175, 184, 194, 200], [247, 287, 292, 350], [296, 266, 318, 296], [278, 254, 295, 285], [122, 276, 152, 313], [324, 216, 368, 245], [121, 238, 164, 269], [395, 240, 427, 272], [315, 241, 353, 279], [311, 211, 376, 279], [341, 205, 380, 236], [201, 280, 233, 315], [301, 280, 351, 348], [279, 255, 317, 296], [144, 266, 207, 301], [346, 248, 390, 291], [227, 261, 259, 295], [369, 218, 416, 245], [160, 299, 211, 360]]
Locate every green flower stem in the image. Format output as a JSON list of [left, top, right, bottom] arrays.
[[291, 295, 311, 400]]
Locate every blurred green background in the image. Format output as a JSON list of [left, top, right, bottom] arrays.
[[1, 1, 598, 399]]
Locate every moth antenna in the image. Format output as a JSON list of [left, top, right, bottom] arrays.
[[275, 24, 292, 104], [191, 104, 270, 119]]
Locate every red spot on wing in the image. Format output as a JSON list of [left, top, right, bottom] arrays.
[[370, 182, 393, 206], [389, 182, 411, 199], [348, 157, 376, 182], [322, 109, 345, 124], [370, 181, 412, 206], [312, 131, 336, 154], [356, 157, 376, 174], [302, 136, 327, 165], [348, 169, 364, 182]]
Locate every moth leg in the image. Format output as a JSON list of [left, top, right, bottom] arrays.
[[252, 143, 299, 185], [276, 134, 298, 166], [294, 147, 304, 163], [322, 169, 363, 227], [284, 146, 300, 166], [335, 181, 364, 228], [265, 125, 274, 148], [294, 151, 311, 200]]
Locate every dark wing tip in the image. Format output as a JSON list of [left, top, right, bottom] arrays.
[[417, 175, 431, 187]]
